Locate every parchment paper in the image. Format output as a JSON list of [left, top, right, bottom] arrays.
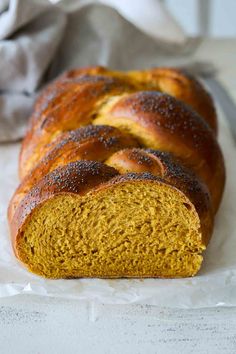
[[0, 106, 236, 308]]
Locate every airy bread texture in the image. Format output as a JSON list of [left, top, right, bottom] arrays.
[[9, 66, 225, 279], [11, 162, 212, 278]]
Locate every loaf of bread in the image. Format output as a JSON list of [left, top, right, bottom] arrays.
[[8, 66, 225, 279]]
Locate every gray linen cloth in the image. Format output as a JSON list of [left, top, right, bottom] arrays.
[[0, 0, 197, 142]]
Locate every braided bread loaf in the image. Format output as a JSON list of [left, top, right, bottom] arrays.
[[8, 67, 225, 279]]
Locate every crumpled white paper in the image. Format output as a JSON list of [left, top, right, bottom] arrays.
[[0, 108, 236, 308]]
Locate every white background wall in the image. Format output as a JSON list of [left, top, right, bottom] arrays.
[[166, 0, 236, 37], [50, 0, 236, 37]]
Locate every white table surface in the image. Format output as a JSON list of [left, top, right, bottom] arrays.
[[1, 38, 236, 354]]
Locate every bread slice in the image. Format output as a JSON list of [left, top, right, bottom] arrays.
[[10, 161, 213, 279]]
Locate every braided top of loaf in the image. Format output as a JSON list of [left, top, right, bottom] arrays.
[[18, 66, 224, 212]]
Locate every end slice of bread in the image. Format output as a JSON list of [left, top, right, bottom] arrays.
[[11, 162, 212, 279]]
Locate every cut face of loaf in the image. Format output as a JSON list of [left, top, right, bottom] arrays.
[[11, 161, 213, 279]]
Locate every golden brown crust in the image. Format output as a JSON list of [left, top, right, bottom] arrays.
[[106, 148, 165, 176], [19, 66, 217, 178], [8, 125, 138, 221], [58, 66, 217, 132], [19, 75, 136, 178], [96, 91, 225, 212], [129, 67, 217, 133], [39, 124, 139, 164]]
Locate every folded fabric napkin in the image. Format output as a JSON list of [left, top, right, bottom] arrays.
[[0, 0, 196, 142]]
